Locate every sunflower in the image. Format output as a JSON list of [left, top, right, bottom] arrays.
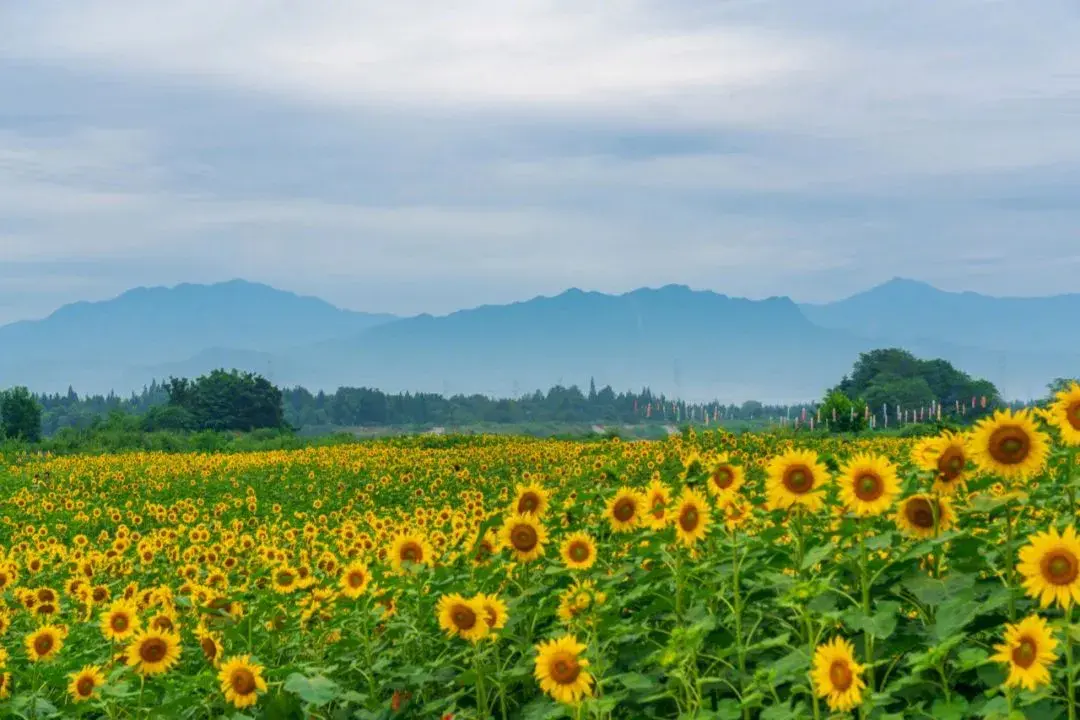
[[474, 592, 509, 631], [513, 483, 550, 517], [338, 561, 371, 599], [765, 450, 830, 512], [0, 672, 9, 700], [673, 488, 712, 546], [389, 532, 434, 572], [705, 454, 745, 505], [680, 451, 706, 481], [722, 496, 752, 532], [913, 431, 971, 495], [1048, 382, 1080, 446], [643, 480, 672, 530], [500, 514, 548, 563], [125, 628, 182, 675], [26, 624, 64, 662], [560, 532, 598, 570], [991, 615, 1058, 691], [197, 629, 224, 667], [270, 564, 301, 594], [812, 637, 865, 712], [534, 635, 594, 704], [968, 409, 1050, 481], [436, 593, 490, 643], [68, 664, 105, 703], [838, 454, 900, 517], [1017, 525, 1080, 609], [895, 494, 954, 539], [218, 655, 268, 709], [606, 488, 644, 532]]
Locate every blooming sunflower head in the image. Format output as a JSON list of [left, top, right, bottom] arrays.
[[812, 637, 866, 712], [968, 409, 1050, 482], [991, 615, 1059, 691], [513, 483, 550, 517], [765, 450, 830, 512], [705, 455, 745, 502], [68, 664, 105, 703], [25, 624, 65, 662], [338, 561, 371, 599], [1048, 382, 1080, 446], [534, 634, 594, 705], [673, 488, 712, 546], [643, 480, 672, 530], [1017, 525, 1080, 609], [473, 592, 509, 632], [388, 532, 433, 573], [500, 514, 548, 563], [605, 488, 644, 532], [218, 655, 268, 709], [436, 593, 490, 643], [895, 494, 954, 539], [838, 453, 900, 517], [560, 532, 598, 570], [125, 628, 182, 675]]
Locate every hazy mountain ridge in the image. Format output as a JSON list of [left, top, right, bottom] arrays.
[[1, 278, 1075, 402]]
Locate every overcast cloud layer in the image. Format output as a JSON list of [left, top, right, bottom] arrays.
[[2, 0, 1079, 324]]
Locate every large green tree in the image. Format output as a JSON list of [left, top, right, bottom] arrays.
[[165, 370, 286, 432], [1, 386, 43, 442]]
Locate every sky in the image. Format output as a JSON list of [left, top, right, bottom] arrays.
[[2, 0, 1079, 325]]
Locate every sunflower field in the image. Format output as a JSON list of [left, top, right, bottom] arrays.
[[1, 385, 1079, 719]]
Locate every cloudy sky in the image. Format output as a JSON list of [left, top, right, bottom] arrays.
[[1, 0, 1078, 325]]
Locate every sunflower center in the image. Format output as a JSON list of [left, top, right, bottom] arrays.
[[452, 605, 478, 630], [400, 542, 422, 562], [112, 614, 130, 632], [485, 607, 498, 626], [201, 637, 218, 660], [1068, 401, 1080, 431], [854, 473, 884, 501], [33, 634, 54, 656], [511, 524, 539, 552], [518, 492, 541, 514], [549, 652, 582, 684], [1008, 637, 1037, 669], [829, 660, 853, 691], [1042, 549, 1079, 585], [231, 668, 257, 695], [711, 467, 734, 489], [613, 498, 636, 522], [140, 638, 168, 663], [679, 505, 700, 532], [937, 448, 966, 481], [782, 465, 814, 494], [347, 571, 366, 588], [988, 426, 1031, 465], [276, 571, 295, 586], [904, 498, 936, 529], [569, 541, 591, 562], [76, 677, 96, 697]]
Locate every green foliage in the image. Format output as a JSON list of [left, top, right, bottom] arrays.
[[166, 369, 287, 432], [817, 389, 867, 433], [0, 385, 43, 442]]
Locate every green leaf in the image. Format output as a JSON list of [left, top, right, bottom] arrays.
[[931, 696, 970, 720], [283, 673, 340, 707], [801, 542, 834, 571], [614, 673, 657, 692]]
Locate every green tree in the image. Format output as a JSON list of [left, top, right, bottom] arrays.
[[818, 390, 867, 433], [165, 369, 287, 432], [1, 386, 43, 442]]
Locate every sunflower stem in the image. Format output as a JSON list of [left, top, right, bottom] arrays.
[[474, 642, 489, 719], [1067, 604, 1077, 720], [859, 517, 876, 712], [731, 527, 751, 720], [1005, 499, 1017, 622]]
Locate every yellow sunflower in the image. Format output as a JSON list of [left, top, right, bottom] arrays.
[[26, 624, 64, 662], [270, 564, 301, 594], [680, 451, 706, 480], [765, 450, 830, 512], [0, 672, 9, 700], [705, 454, 745, 505], [812, 637, 866, 712], [68, 664, 105, 703], [1048, 382, 1080, 446], [100, 599, 141, 641], [436, 593, 490, 643], [125, 628, 182, 675], [673, 488, 712, 546], [197, 628, 224, 667], [388, 532, 434, 572], [474, 593, 509, 632], [643, 480, 672, 530], [500, 514, 548, 563], [913, 431, 971, 495], [838, 453, 900, 517], [534, 635, 594, 704], [1017, 525, 1080, 609], [606, 488, 645, 532], [338, 561, 371, 599], [218, 655, 268, 709], [895, 494, 954, 539], [560, 532, 598, 570], [991, 615, 1058, 691], [968, 409, 1050, 482], [513, 483, 551, 517]]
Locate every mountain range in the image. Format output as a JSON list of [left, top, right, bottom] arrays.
[[1, 278, 1075, 403]]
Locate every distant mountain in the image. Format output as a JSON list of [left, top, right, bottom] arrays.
[[799, 278, 1080, 398], [4, 277, 1077, 402], [0, 280, 394, 393]]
